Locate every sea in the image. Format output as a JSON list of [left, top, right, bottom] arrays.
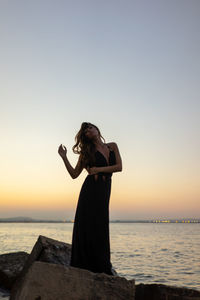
[[0, 222, 199, 292]]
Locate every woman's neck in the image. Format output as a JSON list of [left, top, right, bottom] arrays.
[[93, 137, 105, 148]]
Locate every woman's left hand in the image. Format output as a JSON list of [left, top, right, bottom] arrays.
[[87, 167, 99, 175]]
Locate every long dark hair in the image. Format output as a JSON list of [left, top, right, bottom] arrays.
[[72, 122, 105, 168]]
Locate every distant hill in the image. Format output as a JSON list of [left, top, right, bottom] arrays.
[[0, 216, 73, 223], [0, 216, 35, 222]]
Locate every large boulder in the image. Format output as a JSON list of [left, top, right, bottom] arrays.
[[0, 251, 29, 289], [135, 283, 200, 300], [24, 234, 118, 275], [20, 235, 72, 274], [10, 235, 72, 298], [11, 261, 135, 300]]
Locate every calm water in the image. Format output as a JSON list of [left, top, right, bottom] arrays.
[[0, 223, 199, 291]]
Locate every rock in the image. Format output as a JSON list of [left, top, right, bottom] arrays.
[[135, 283, 200, 300], [0, 251, 29, 289], [11, 235, 119, 297], [10, 235, 72, 298], [10, 261, 135, 300], [21, 235, 72, 271], [22, 234, 118, 274]]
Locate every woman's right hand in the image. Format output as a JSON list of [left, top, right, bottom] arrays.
[[58, 144, 67, 159]]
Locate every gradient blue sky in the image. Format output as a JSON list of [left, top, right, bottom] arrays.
[[0, 0, 199, 220]]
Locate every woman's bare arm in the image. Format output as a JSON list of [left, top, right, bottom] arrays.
[[58, 144, 83, 179], [88, 142, 122, 174], [62, 155, 83, 179]]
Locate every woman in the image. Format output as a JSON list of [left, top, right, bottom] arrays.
[[58, 122, 122, 275]]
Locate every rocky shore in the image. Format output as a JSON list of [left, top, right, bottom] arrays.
[[0, 235, 199, 299]]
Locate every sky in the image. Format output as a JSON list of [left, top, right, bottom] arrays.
[[0, 0, 199, 220]]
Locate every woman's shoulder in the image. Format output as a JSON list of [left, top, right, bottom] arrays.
[[106, 142, 118, 151]]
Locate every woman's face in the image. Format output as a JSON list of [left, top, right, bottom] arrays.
[[84, 125, 99, 140]]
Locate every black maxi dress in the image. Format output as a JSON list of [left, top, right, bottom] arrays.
[[70, 145, 116, 275]]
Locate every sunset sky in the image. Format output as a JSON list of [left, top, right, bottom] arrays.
[[0, 0, 199, 220]]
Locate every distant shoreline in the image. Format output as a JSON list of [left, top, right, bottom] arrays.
[[0, 218, 199, 224]]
